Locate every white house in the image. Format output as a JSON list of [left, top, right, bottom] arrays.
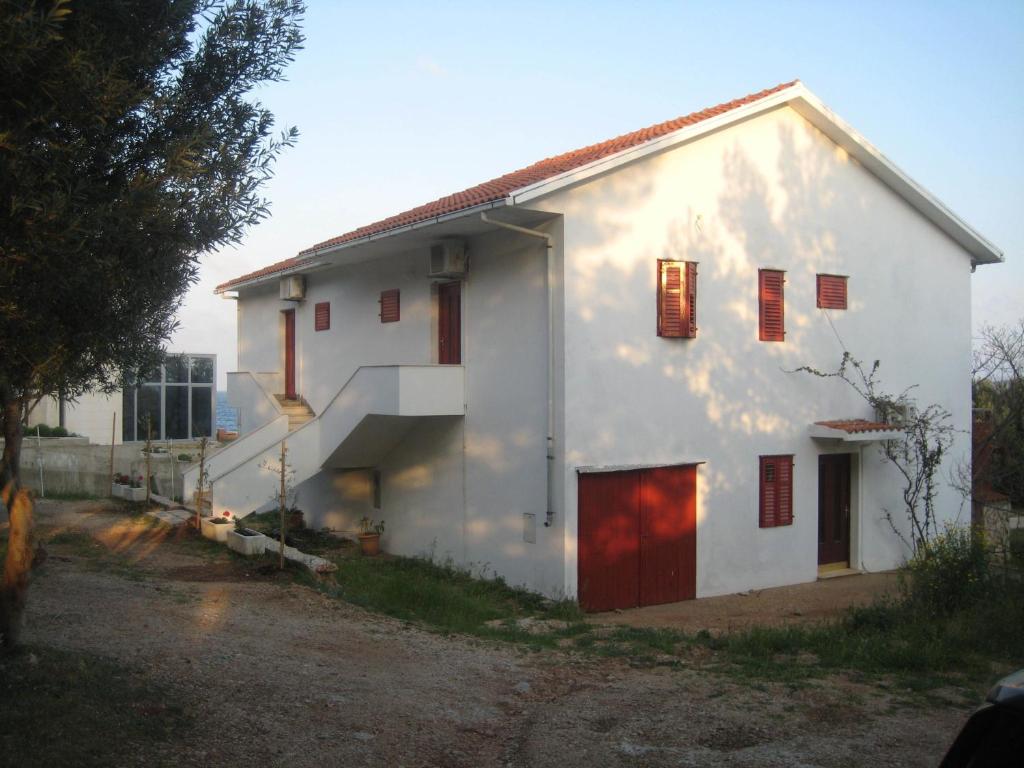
[[192, 81, 1002, 610]]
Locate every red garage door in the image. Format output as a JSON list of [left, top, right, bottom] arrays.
[[578, 465, 697, 612]]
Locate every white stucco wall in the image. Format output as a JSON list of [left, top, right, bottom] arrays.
[[530, 104, 975, 598], [373, 229, 560, 594], [228, 103, 981, 602], [231, 226, 562, 596]]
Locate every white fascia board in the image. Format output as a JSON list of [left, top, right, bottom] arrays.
[[790, 89, 1003, 266], [304, 199, 510, 259], [509, 83, 1003, 266], [509, 86, 800, 205], [215, 259, 329, 294], [222, 199, 510, 293]]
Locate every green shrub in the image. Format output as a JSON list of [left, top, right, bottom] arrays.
[[27, 423, 72, 438], [903, 524, 991, 616]]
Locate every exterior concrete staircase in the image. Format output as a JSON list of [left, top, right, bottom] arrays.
[[275, 395, 315, 431], [184, 365, 465, 519]]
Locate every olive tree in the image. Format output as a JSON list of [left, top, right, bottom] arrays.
[[0, 0, 304, 647]]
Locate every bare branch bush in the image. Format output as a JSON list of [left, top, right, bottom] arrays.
[[794, 352, 954, 555]]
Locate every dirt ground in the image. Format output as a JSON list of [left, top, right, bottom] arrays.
[[591, 572, 901, 633], [12, 500, 977, 767]]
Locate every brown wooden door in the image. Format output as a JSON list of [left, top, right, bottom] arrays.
[[818, 454, 851, 566], [578, 465, 697, 612], [640, 465, 697, 605], [438, 281, 461, 364], [578, 470, 641, 613], [283, 308, 296, 399]]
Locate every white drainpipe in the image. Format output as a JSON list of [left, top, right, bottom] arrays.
[[480, 212, 556, 527]]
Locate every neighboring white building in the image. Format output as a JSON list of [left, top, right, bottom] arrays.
[[29, 390, 123, 445], [193, 81, 1002, 609], [29, 353, 217, 445]]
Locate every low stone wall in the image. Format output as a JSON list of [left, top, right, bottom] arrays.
[[10, 438, 212, 500]]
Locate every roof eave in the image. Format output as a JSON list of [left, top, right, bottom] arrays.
[[216, 198, 511, 293], [509, 83, 1003, 267]]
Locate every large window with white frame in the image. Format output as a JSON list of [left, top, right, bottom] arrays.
[[122, 354, 215, 442]]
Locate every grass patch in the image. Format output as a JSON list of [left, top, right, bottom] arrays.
[[0, 645, 191, 767], [296, 534, 1024, 693], [312, 553, 585, 648], [35, 491, 104, 501]]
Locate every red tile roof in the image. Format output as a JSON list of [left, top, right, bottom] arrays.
[[218, 80, 799, 292], [815, 419, 899, 434]]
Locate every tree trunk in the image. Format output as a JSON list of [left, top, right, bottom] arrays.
[[1, 396, 24, 489], [1, 484, 33, 648], [1, 394, 33, 650]]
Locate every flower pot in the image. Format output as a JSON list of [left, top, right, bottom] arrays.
[[200, 517, 232, 543], [358, 533, 381, 556], [111, 483, 125, 499], [288, 510, 305, 530], [126, 487, 147, 502], [227, 528, 267, 556]]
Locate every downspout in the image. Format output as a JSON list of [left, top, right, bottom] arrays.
[[858, 443, 866, 572], [480, 211, 556, 527]]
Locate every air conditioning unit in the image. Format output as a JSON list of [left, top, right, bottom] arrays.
[[279, 275, 306, 301], [429, 240, 468, 278]]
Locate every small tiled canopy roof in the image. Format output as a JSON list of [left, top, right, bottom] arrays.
[[814, 419, 897, 434], [217, 81, 798, 292]]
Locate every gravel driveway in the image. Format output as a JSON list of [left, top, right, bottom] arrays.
[[17, 500, 972, 767]]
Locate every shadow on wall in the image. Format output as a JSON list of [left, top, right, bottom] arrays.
[[561, 113, 970, 577], [239, 112, 971, 590]]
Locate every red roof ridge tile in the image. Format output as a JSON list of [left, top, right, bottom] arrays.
[[217, 80, 800, 292]]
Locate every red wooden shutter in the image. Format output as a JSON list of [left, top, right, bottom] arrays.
[[658, 260, 697, 338], [759, 455, 794, 528], [758, 269, 785, 342], [314, 301, 330, 331], [778, 457, 793, 525], [657, 260, 683, 337], [816, 274, 847, 309], [686, 261, 698, 337], [379, 289, 400, 323]]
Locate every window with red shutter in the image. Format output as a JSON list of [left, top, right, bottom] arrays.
[[657, 259, 697, 338], [816, 274, 848, 310], [314, 302, 330, 331], [758, 269, 785, 342], [379, 289, 400, 323], [759, 455, 794, 528]]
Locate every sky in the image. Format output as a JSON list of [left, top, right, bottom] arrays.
[[170, 0, 1024, 389]]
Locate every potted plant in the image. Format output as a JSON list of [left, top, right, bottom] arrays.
[[227, 517, 267, 556], [201, 509, 235, 543], [287, 505, 304, 530], [111, 473, 130, 498], [358, 517, 385, 556], [125, 474, 147, 502]]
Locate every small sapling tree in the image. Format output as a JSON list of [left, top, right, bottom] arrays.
[[259, 440, 295, 570], [194, 437, 209, 531]]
